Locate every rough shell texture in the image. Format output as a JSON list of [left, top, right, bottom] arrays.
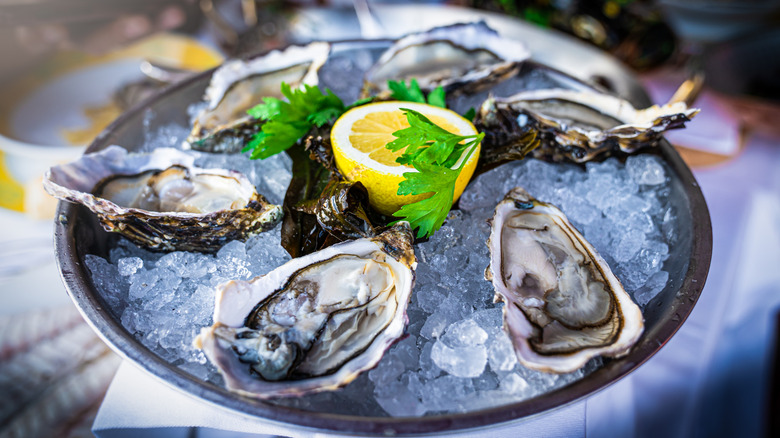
[[187, 42, 331, 152], [195, 222, 416, 398], [362, 22, 530, 97], [476, 88, 699, 163], [43, 146, 282, 252], [487, 187, 644, 373]]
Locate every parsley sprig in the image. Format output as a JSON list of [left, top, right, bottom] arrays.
[[244, 83, 369, 160], [388, 108, 484, 238], [244, 80, 444, 161]]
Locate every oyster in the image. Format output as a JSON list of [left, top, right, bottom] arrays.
[[195, 223, 416, 398], [362, 22, 530, 97], [486, 187, 644, 373], [475, 88, 699, 163], [187, 42, 330, 152], [43, 145, 282, 252]]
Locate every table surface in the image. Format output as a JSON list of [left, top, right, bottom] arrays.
[[2, 5, 779, 438]]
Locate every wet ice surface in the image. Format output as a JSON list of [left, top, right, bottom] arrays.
[[85, 145, 675, 417]]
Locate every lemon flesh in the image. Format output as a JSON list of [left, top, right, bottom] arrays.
[[330, 102, 480, 216]]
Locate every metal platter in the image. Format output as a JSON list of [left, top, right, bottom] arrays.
[[53, 31, 711, 436]]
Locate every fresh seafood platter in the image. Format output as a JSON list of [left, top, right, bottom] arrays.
[[49, 23, 711, 435]]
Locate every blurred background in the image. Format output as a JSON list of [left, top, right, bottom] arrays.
[[0, 1, 778, 437], [2, 0, 779, 218]]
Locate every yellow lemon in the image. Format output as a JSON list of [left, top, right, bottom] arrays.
[[330, 101, 481, 216]]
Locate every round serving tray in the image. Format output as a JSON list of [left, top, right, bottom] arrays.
[[54, 35, 712, 436]]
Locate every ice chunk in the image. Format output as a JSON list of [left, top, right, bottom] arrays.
[[369, 355, 404, 386], [501, 373, 531, 397], [471, 307, 504, 332], [118, 257, 143, 276], [488, 332, 518, 372], [634, 270, 670, 306], [613, 229, 646, 263], [85, 255, 129, 311], [374, 379, 426, 417], [128, 269, 161, 301], [627, 154, 667, 185], [431, 339, 487, 378], [442, 319, 488, 347], [421, 375, 475, 413]]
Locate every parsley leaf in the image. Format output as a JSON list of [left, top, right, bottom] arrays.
[[388, 79, 426, 103], [244, 83, 346, 160], [388, 109, 484, 238], [393, 161, 460, 238], [426, 86, 446, 108], [388, 79, 447, 108], [463, 107, 476, 122], [387, 108, 476, 166]]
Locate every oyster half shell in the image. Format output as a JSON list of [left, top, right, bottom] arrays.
[[362, 22, 530, 97], [43, 146, 282, 252], [195, 223, 417, 398], [476, 88, 699, 163], [187, 42, 330, 152], [486, 187, 644, 373]]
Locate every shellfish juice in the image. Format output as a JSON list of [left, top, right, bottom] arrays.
[[83, 48, 682, 417]]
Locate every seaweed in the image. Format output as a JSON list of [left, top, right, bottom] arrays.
[[280, 127, 385, 258]]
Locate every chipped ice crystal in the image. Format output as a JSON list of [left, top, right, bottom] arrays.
[[627, 154, 667, 185], [442, 319, 488, 347], [488, 332, 518, 372], [117, 257, 143, 276], [431, 339, 487, 378]]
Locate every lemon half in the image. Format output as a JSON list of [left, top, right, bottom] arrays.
[[330, 101, 480, 215]]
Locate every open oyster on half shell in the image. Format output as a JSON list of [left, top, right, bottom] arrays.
[[43, 146, 282, 252], [195, 223, 416, 398], [486, 187, 644, 373], [362, 22, 530, 97], [186, 42, 330, 153], [475, 88, 699, 163]]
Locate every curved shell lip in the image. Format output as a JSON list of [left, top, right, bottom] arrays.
[[203, 41, 331, 111], [487, 187, 645, 374], [187, 42, 332, 151], [492, 88, 700, 139], [198, 224, 416, 399], [43, 145, 263, 220], [364, 21, 530, 90]]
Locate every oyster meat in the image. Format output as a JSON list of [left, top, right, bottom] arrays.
[[195, 223, 416, 397], [486, 187, 644, 373], [187, 42, 330, 152], [475, 88, 699, 163], [362, 22, 530, 97], [43, 145, 282, 252]]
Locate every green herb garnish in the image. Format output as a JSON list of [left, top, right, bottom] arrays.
[[244, 80, 481, 239], [244, 83, 347, 159], [388, 108, 484, 238], [388, 79, 446, 108]]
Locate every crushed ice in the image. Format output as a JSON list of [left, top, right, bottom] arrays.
[[85, 148, 675, 416]]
